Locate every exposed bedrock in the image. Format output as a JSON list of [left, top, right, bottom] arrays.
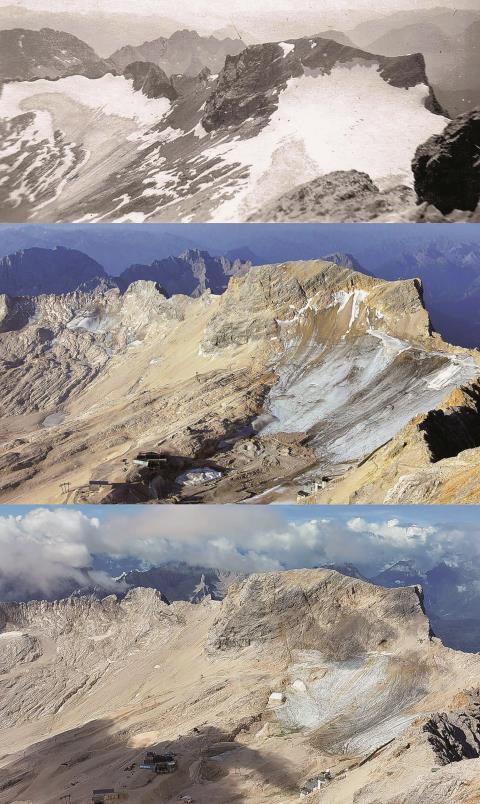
[[123, 61, 178, 100], [413, 108, 480, 213], [207, 569, 429, 659]]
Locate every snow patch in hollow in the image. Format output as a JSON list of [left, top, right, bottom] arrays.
[[279, 42, 295, 57]]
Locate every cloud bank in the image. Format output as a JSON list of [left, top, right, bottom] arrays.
[[1, 507, 479, 600]]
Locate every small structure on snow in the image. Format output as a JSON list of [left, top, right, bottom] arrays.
[[297, 477, 330, 502], [268, 691, 286, 706]]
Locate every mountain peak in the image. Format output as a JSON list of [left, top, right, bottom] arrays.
[[207, 568, 430, 658], [0, 247, 109, 297], [0, 27, 113, 80]]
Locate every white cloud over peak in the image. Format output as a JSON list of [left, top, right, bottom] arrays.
[[0, 507, 479, 601]]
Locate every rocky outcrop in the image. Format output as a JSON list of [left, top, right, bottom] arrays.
[[0, 247, 111, 297], [0, 27, 114, 81], [418, 381, 480, 461], [248, 170, 415, 223], [413, 109, 480, 213], [423, 692, 480, 764], [109, 29, 246, 76], [202, 259, 431, 352], [0, 280, 187, 414], [202, 36, 444, 131], [207, 568, 430, 659], [123, 61, 178, 100], [0, 631, 41, 673]]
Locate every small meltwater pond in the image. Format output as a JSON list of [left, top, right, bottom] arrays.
[[42, 412, 65, 427]]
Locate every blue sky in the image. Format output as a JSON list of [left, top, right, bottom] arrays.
[[1, 223, 479, 274]]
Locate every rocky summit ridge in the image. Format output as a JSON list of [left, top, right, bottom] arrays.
[[0, 258, 478, 505]]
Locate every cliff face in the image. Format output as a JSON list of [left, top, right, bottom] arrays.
[[123, 61, 178, 100], [413, 108, 480, 213]]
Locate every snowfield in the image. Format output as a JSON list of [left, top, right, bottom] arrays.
[[0, 75, 172, 127], [206, 64, 448, 220]]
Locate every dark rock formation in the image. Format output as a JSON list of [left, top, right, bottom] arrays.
[[424, 693, 480, 763], [202, 36, 444, 132], [413, 109, 480, 213], [123, 61, 178, 100], [0, 27, 114, 81], [170, 66, 212, 97], [0, 247, 111, 296], [119, 249, 251, 297]]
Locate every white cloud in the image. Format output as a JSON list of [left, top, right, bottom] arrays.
[[0, 507, 479, 601], [0, 508, 100, 599]]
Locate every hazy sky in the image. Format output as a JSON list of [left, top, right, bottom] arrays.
[[4, 0, 471, 14], [3, 0, 476, 32], [1, 505, 479, 599]]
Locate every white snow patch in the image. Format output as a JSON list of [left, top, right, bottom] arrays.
[[275, 651, 417, 752], [279, 42, 295, 57], [426, 359, 465, 390], [205, 64, 448, 221], [348, 290, 368, 330], [1, 75, 172, 127], [175, 468, 222, 486], [42, 412, 65, 427], [67, 312, 112, 333]]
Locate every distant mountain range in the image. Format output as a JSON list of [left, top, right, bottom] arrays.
[[115, 557, 480, 652], [108, 29, 246, 76], [12, 556, 480, 653], [349, 7, 480, 116], [2, 240, 480, 348], [0, 26, 246, 82], [0, 246, 252, 298]]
